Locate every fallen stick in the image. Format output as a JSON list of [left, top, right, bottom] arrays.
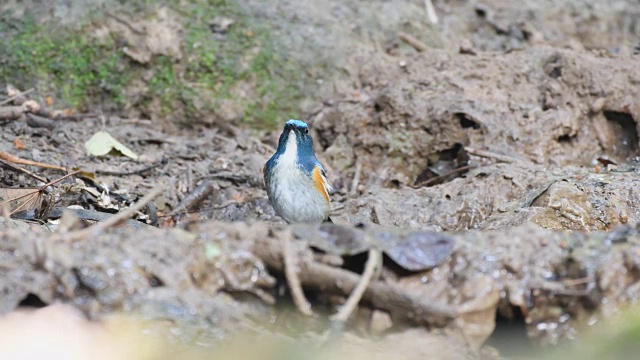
[[0, 106, 23, 121], [465, 147, 518, 164], [330, 248, 381, 323], [54, 113, 99, 121], [0, 158, 48, 183], [0, 87, 34, 106], [0, 170, 81, 211], [253, 234, 457, 326], [12, 207, 153, 230], [0, 151, 67, 172], [399, 32, 428, 52], [350, 160, 362, 196], [169, 180, 214, 216], [410, 165, 476, 189], [60, 185, 164, 242], [95, 159, 166, 176], [424, 0, 439, 24], [283, 231, 313, 316]]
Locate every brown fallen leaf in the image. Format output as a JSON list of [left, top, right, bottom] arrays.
[[0, 187, 45, 217]]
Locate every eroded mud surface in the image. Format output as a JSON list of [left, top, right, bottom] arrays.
[[1, 0, 640, 358]]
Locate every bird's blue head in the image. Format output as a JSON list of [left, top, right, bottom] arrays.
[[266, 119, 320, 174]]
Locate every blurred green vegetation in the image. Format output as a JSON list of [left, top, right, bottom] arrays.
[[0, 0, 303, 128], [544, 305, 640, 360]]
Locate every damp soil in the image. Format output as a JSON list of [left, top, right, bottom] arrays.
[[1, 0, 640, 359]]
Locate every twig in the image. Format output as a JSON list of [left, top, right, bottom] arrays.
[[60, 185, 164, 242], [283, 231, 313, 316], [0, 88, 34, 106], [197, 172, 262, 187], [465, 147, 518, 164], [0, 158, 48, 183], [399, 32, 428, 52], [424, 0, 439, 24], [12, 207, 152, 230], [186, 163, 193, 193], [53, 112, 99, 121], [253, 235, 456, 326], [252, 138, 276, 154], [39, 170, 82, 190], [169, 180, 215, 216], [95, 159, 166, 176], [1, 189, 40, 216], [527, 278, 590, 296], [350, 160, 362, 196], [330, 248, 381, 324], [106, 12, 146, 34], [0, 170, 81, 210], [410, 165, 475, 188], [2, 170, 82, 217], [561, 277, 593, 287], [161, 197, 255, 219], [0, 151, 67, 171], [0, 106, 24, 121]]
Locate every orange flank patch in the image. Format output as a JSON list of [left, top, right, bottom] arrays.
[[312, 166, 330, 203]]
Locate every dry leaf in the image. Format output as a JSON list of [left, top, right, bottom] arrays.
[[85, 131, 138, 160]]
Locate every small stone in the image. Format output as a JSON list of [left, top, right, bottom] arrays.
[[370, 310, 393, 335], [459, 39, 476, 55], [590, 97, 606, 113], [209, 16, 235, 34]]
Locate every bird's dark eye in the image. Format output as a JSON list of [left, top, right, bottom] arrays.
[[303, 128, 309, 134]]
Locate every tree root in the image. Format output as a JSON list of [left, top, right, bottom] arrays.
[[253, 230, 457, 327]]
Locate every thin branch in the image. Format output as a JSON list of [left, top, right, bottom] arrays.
[[39, 170, 81, 190], [0, 88, 34, 106], [2, 170, 83, 210], [253, 235, 457, 326], [330, 248, 381, 324], [0, 158, 48, 183], [169, 180, 214, 216], [60, 185, 164, 242], [283, 231, 313, 316], [350, 160, 362, 196], [465, 147, 519, 164], [95, 159, 166, 176], [399, 32, 428, 52], [0, 151, 67, 171], [0, 106, 23, 120], [424, 0, 439, 25], [410, 165, 475, 189]]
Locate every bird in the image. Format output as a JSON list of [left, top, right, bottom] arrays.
[[264, 119, 333, 224]]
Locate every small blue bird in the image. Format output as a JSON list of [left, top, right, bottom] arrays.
[[264, 120, 332, 223]]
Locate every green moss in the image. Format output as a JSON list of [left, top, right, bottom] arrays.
[[0, 1, 306, 129], [174, 0, 303, 128], [0, 15, 130, 110]]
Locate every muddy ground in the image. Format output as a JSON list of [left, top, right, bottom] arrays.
[[1, 0, 640, 359]]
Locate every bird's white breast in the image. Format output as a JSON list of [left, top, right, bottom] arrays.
[[266, 131, 330, 223], [278, 131, 298, 167]]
